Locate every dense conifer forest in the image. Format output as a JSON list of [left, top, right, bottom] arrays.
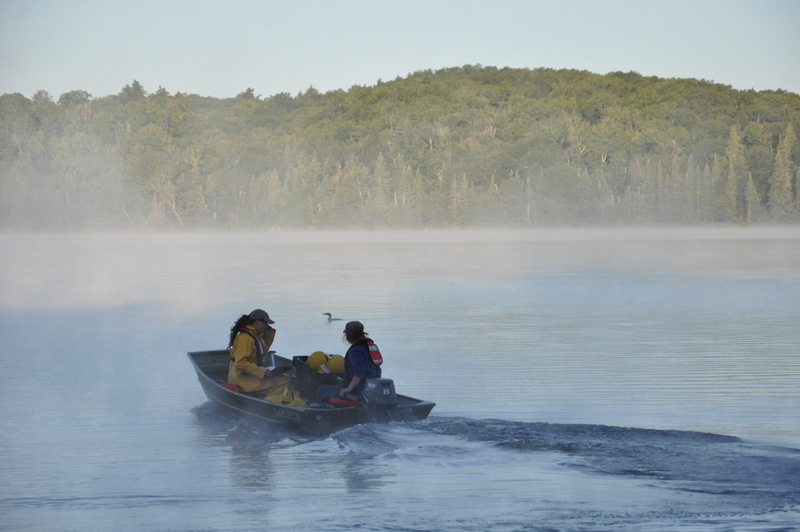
[[1, 65, 799, 229]]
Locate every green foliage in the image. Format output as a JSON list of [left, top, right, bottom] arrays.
[[1, 68, 799, 230], [768, 124, 797, 220]]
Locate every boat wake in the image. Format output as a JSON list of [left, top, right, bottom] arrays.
[[191, 404, 800, 529], [417, 416, 799, 486], [332, 416, 800, 522]]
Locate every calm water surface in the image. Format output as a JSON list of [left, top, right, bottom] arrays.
[[1, 228, 799, 531]]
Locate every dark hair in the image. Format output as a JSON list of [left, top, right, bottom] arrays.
[[343, 321, 367, 344], [229, 314, 253, 347]]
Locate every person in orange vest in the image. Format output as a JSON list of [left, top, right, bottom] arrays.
[[318, 320, 382, 401], [227, 309, 290, 396]]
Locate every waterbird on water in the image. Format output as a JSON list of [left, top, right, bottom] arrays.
[[322, 313, 342, 322]]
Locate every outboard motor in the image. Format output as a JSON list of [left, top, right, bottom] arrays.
[[363, 378, 398, 422]]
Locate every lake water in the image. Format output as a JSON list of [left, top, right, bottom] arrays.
[[1, 227, 799, 531]]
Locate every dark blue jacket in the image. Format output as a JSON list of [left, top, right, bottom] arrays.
[[345, 340, 382, 395]]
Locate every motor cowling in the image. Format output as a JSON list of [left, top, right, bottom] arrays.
[[363, 378, 398, 410]]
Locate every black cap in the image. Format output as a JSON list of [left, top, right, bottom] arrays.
[[249, 309, 274, 324]]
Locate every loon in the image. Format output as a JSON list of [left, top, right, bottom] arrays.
[[322, 312, 342, 322]]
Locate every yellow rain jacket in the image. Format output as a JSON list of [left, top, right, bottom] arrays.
[[228, 326, 288, 394]]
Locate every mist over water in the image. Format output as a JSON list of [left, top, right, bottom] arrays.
[[1, 227, 799, 531]]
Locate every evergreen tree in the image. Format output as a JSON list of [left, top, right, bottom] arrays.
[[745, 173, 764, 222], [767, 123, 796, 220], [118, 80, 147, 103], [724, 126, 748, 222]]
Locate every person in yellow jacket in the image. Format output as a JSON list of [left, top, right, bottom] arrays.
[[227, 309, 291, 396]]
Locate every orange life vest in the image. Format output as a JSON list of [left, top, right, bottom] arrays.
[[364, 337, 383, 366]]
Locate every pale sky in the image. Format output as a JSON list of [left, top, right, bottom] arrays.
[[2, 0, 799, 100]]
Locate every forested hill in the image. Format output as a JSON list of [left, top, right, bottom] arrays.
[[1, 65, 799, 230]]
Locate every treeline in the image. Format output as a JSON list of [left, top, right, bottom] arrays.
[[1, 65, 799, 229]]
